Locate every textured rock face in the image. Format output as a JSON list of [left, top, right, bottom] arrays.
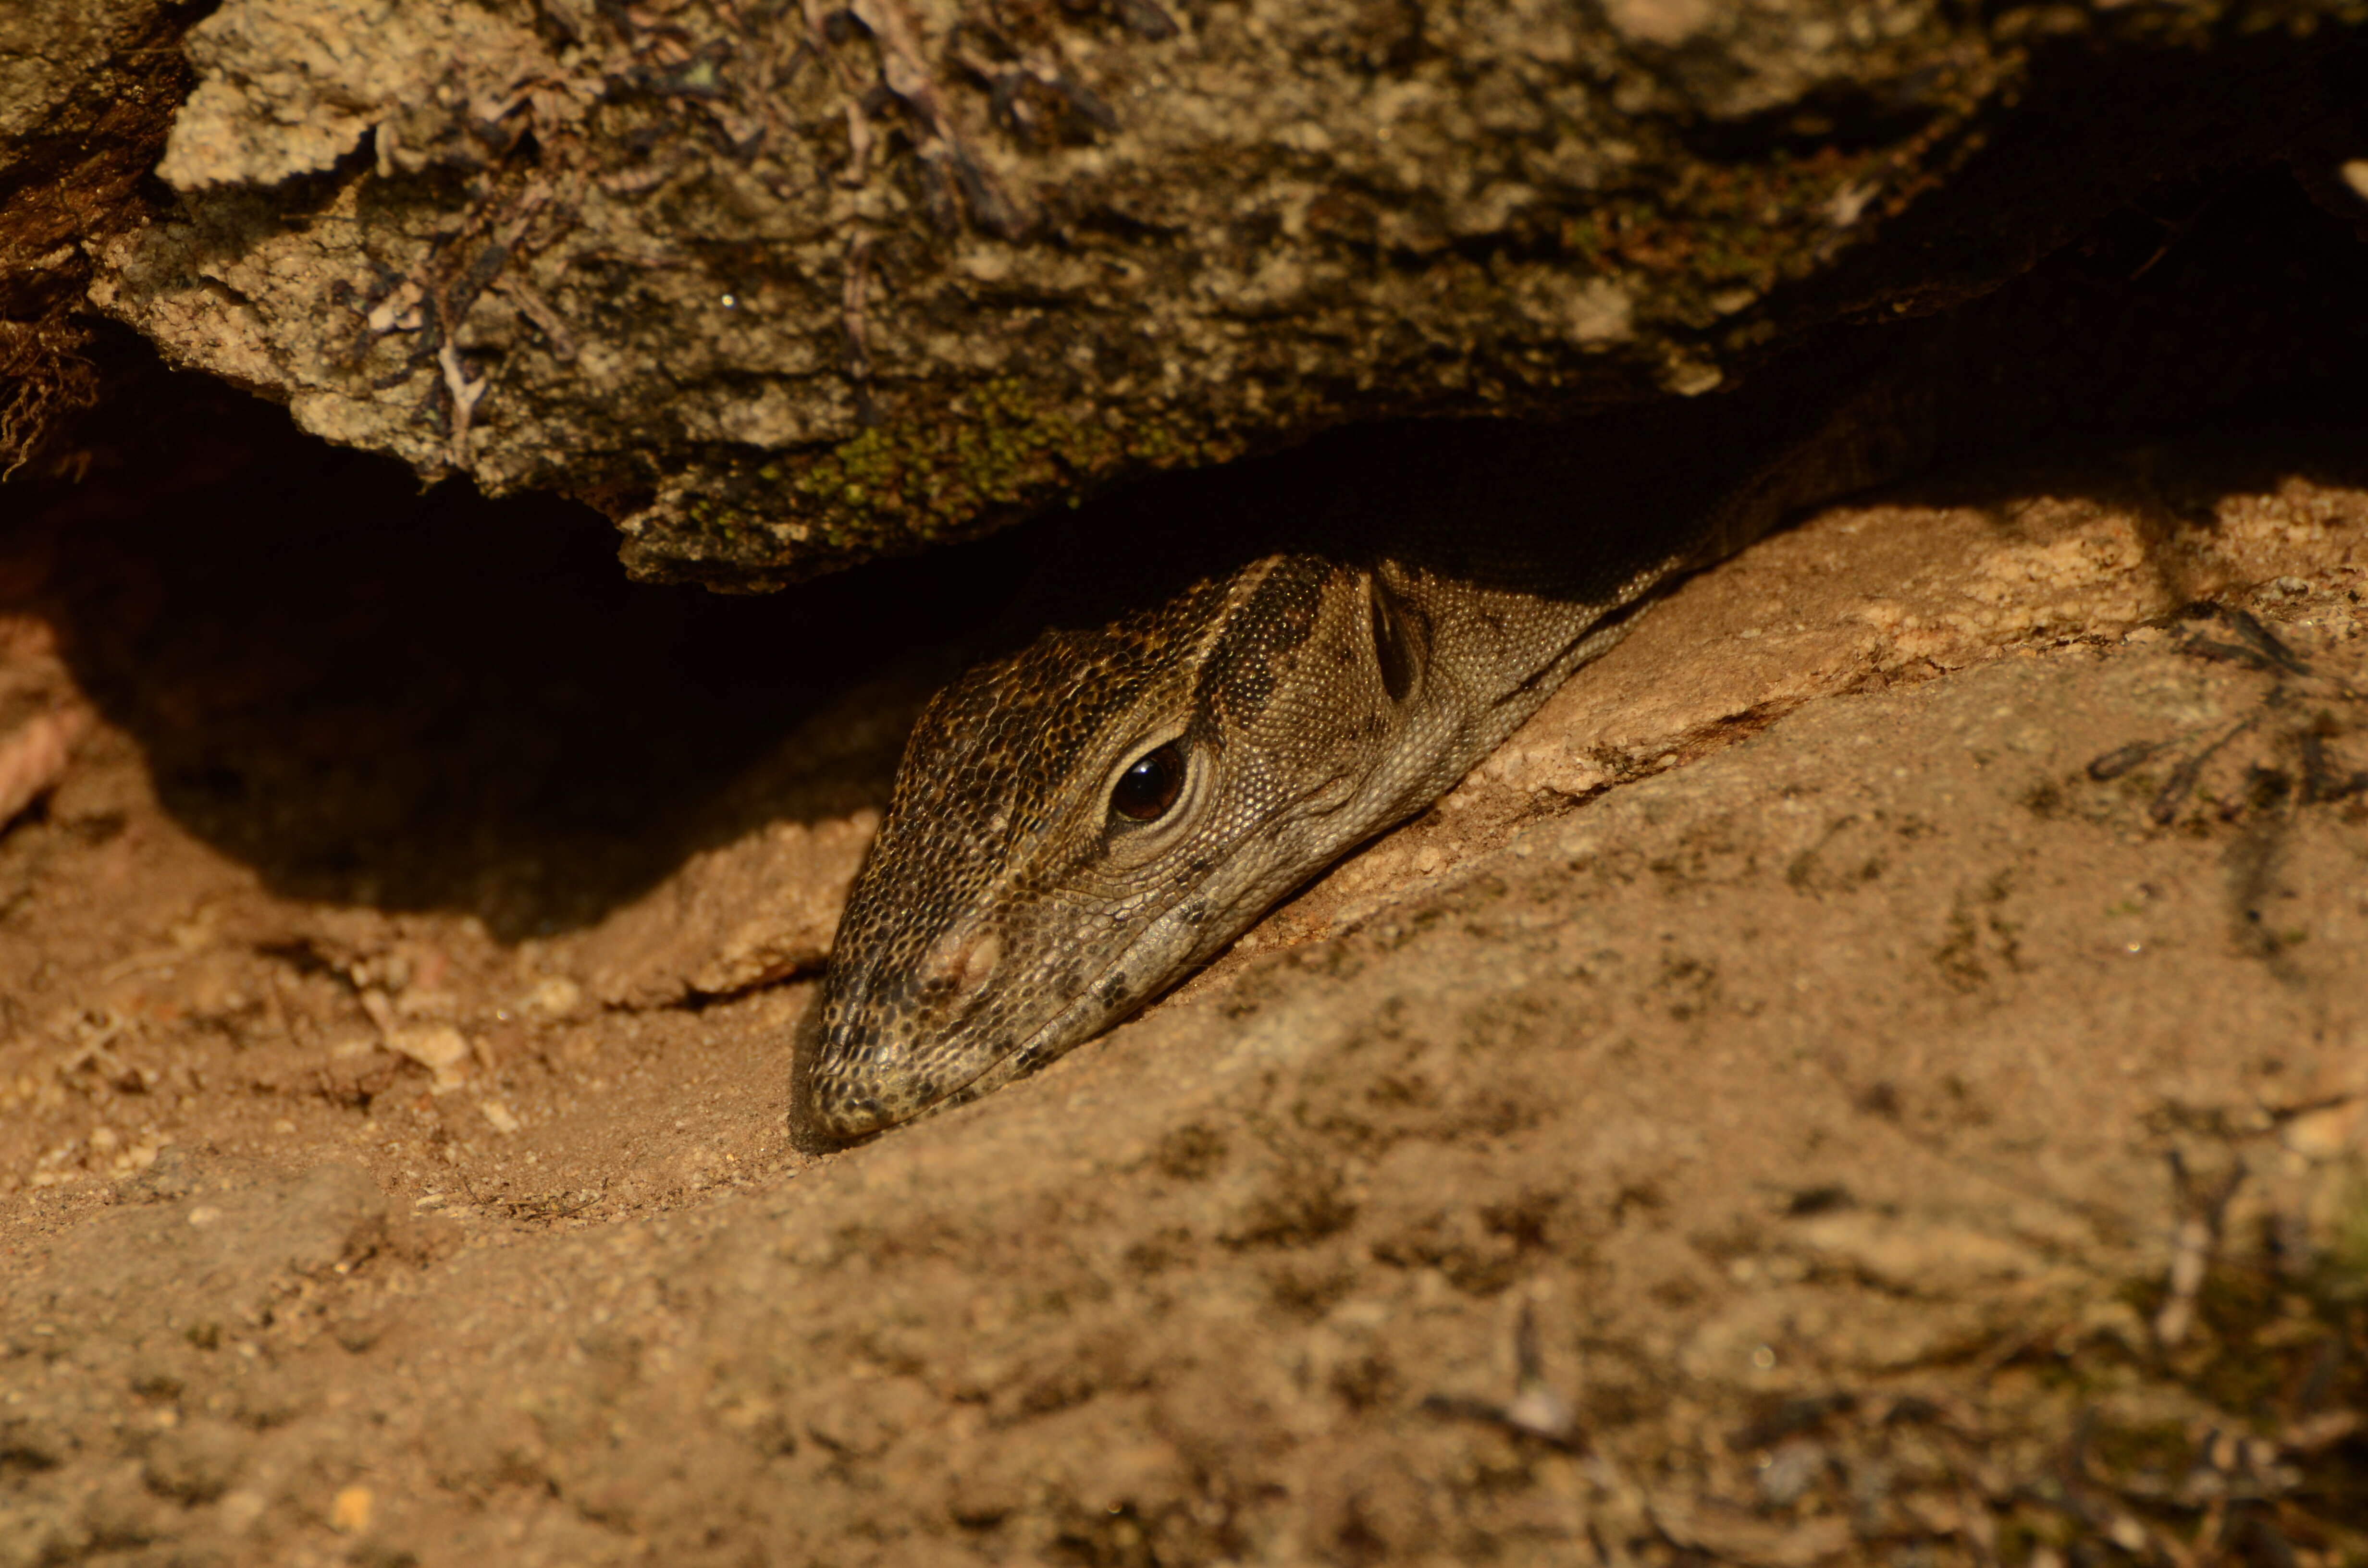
[[0, 0, 158, 152], [62, 0, 2368, 584], [0, 0, 183, 478]]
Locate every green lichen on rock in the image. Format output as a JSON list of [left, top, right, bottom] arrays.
[[793, 378, 1133, 532], [628, 378, 1249, 581]]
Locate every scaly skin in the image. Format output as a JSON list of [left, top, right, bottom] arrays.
[[805, 378, 1933, 1139]]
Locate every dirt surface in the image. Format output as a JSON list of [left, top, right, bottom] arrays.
[[3, 409, 2366, 1564]]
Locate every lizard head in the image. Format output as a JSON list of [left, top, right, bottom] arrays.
[[804, 549, 1434, 1139]]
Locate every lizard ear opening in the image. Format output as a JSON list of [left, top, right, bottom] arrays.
[[1370, 576, 1415, 704]]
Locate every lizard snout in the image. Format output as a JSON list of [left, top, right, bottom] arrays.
[[804, 1002, 930, 1140], [805, 925, 1015, 1140]]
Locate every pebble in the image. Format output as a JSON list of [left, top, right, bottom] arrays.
[[331, 1485, 373, 1533], [392, 1026, 470, 1095], [2282, 1098, 2364, 1161]]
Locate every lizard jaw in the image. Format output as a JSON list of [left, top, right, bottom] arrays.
[[930, 881, 1270, 1118], [937, 943, 1159, 1115], [806, 894, 1222, 1139]]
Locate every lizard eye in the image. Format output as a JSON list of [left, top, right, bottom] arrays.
[[1110, 742, 1185, 822]]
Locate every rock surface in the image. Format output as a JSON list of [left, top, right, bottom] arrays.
[[565, 810, 879, 1006], [0, 0, 188, 479], [20, 0, 2359, 583], [3, 416, 2365, 1564]]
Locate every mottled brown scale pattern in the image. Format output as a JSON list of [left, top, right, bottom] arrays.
[[807, 367, 1939, 1139]]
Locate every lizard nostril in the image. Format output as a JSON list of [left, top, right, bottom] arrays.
[[919, 929, 1001, 1007]]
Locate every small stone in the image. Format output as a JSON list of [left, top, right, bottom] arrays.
[[1756, 1437, 1829, 1507], [1600, 0, 1714, 47], [0, 706, 85, 829], [330, 1484, 373, 1533], [2282, 1099, 2364, 1160], [526, 976, 585, 1018], [390, 1026, 470, 1094]]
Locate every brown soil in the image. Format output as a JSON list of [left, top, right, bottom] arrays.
[[3, 407, 2368, 1566]]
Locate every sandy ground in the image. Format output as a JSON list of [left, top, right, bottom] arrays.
[[2, 413, 2367, 1566]]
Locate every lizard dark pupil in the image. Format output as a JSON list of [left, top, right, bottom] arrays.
[[1111, 744, 1185, 822]]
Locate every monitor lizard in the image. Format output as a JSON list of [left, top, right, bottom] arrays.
[[792, 168, 2368, 1139], [802, 356, 1940, 1139]]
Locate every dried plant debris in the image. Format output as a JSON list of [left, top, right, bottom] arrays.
[[1606, 1235, 2368, 1568], [1420, 1296, 1586, 1451], [2022, 1250, 2368, 1567], [2071, 603, 2367, 834]]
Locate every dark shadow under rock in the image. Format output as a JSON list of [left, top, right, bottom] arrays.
[[11, 364, 1028, 937]]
